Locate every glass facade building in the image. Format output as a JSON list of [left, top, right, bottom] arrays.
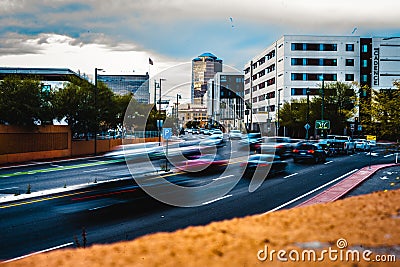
[[97, 73, 150, 103]]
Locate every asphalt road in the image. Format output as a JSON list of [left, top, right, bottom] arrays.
[[0, 141, 397, 261]]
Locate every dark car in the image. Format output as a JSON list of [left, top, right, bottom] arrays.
[[292, 142, 326, 163], [257, 136, 293, 158], [241, 154, 288, 178]]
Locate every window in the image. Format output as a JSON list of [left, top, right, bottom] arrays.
[[323, 59, 337, 66], [362, 59, 368, 68], [258, 70, 265, 77], [267, 77, 276, 86], [291, 58, 302, 65], [361, 44, 368, 53], [259, 82, 265, 89], [291, 73, 304, 80], [345, 74, 354, 81], [361, 74, 368, 83], [346, 59, 354, 66], [245, 89, 250, 95], [291, 43, 304, 50], [252, 97, 257, 103], [346, 44, 354, 51], [323, 44, 337, 51], [258, 107, 265, 112], [258, 95, 265, 101]]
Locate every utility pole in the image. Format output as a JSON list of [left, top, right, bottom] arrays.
[[94, 68, 103, 156], [158, 78, 166, 144], [306, 88, 310, 140], [277, 88, 282, 136], [321, 78, 325, 138]]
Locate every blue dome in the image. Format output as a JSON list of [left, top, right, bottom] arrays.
[[199, 52, 217, 59]]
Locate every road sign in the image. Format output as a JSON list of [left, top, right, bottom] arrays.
[[358, 125, 362, 131], [304, 123, 311, 130], [162, 128, 172, 140], [315, 120, 330, 130], [157, 120, 164, 128], [366, 135, 376, 141]]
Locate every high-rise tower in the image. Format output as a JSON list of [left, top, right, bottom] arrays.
[[191, 52, 222, 105]]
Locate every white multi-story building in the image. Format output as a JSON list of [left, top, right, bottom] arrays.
[[244, 35, 400, 134]]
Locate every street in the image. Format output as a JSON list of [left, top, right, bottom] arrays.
[[0, 139, 397, 261]]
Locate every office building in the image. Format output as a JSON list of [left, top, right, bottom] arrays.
[[207, 72, 245, 131], [97, 73, 150, 103], [244, 35, 400, 133], [191, 53, 222, 105]]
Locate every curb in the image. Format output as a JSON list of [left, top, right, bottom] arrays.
[[296, 163, 399, 207]]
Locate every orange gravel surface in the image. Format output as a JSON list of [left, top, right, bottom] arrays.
[[5, 189, 400, 267]]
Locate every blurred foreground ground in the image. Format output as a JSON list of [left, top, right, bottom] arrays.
[[5, 185, 400, 267]]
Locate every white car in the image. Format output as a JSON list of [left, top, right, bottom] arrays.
[[229, 130, 242, 140], [210, 129, 223, 139], [354, 139, 370, 151]]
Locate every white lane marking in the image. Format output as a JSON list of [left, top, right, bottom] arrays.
[[0, 187, 18, 191], [384, 154, 394, 158], [202, 194, 232, 205], [283, 173, 298, 179], [212, 175, 234, 181], [89, 204, 112, 211], [50, 164, 62, 167], [262, 168, 359, 215], [83, 168, 108, 173], [324, 161, 333, 165], [3, 242, 74, 263]]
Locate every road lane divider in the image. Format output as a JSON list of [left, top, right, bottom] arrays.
[[212, 175, 235, 181], [202, 194, 232, 205], [324, 160, 333, 165], [283, 173, 298, 179]]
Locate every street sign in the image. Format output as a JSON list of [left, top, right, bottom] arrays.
[[304, 123, 311, 130], [162, 128, 172, 140], [358, 125, 362, 131], [315, 120, 330, 130], [157, 120, 164, 128]]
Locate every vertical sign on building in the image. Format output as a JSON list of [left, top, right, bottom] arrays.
[[373, 48, 379, 86]]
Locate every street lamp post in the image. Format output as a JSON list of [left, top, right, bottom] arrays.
[[176, 93, 181, 134], [306, 88, 310, 140], [321, 77, 325, 138], [94, 68, 104, 156], [158, 78, 166, 144], [276, 88, 282, 136]]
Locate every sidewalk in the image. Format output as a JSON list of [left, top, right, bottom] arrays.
[[297, 163, 399, 207]]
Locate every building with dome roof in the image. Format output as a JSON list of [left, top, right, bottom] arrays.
[[191, 52, 222, 105]]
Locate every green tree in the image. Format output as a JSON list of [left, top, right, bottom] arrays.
[[364, 85, 400, 141], [0, 76, 50, 126]]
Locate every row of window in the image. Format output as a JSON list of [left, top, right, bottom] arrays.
[[291, 58, 337, 66], [257, 105, 276, 112], [257, 64, 276, 78], [291, 73, 337, 81], [291, 43, 338, 51]]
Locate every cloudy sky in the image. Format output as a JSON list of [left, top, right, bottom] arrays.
[[1, 0, 399, 89]]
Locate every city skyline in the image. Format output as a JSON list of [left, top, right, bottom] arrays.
[[1, 0, 399, 80]]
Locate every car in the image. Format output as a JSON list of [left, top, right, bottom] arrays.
[[257, 136, 293, 158], [210, 129, 223, 139], [175, 154, 228, 173], [228, 130, 242, 140], [201, 135, 226, 148], [354, 139, 371, 151], [239, 132, 262, 151], [203, 129, 210, 135], [240, 154, 288, 178], [292, 142, 326, 163]]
